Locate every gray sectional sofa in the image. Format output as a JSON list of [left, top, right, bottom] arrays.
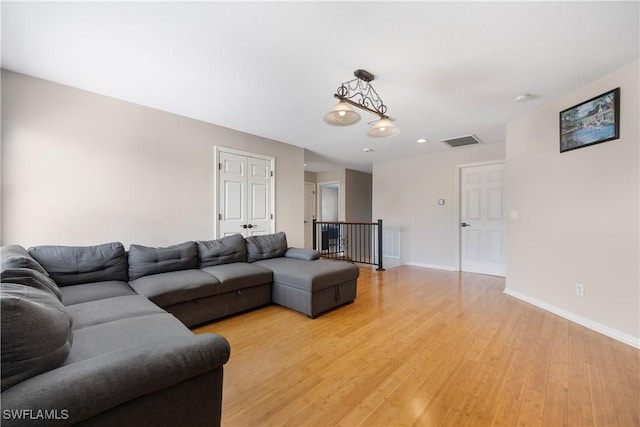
[[1, 232, 359, 426], [124, 232, 359, 325]]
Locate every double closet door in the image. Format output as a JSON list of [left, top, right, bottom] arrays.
[[217, 148, 274, 238]]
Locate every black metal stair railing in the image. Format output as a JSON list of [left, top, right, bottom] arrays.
[[312, 219, 385, 271]]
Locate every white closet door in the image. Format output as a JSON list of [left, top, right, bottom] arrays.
[[245, 156, 271, 236], [218, 150, 273, 237]]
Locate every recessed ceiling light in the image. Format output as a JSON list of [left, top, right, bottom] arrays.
[[363, 148, 373, 153], [416, 138, 428, 144]]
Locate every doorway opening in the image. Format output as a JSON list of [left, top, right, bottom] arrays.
[[318, 182, 340, 221]]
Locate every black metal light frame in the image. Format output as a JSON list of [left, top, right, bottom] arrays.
[[332, 69, 390, 119]]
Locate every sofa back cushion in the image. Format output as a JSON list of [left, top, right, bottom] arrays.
[[1, 245, 49, 276], [128, 242, 197, 281], [197, 234, 247, 267], [245, 232, 288, 263], [1, 283, 73, 391], [28, 243, 128, 286], [1, 268, 62, 301]]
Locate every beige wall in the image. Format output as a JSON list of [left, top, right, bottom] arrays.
[[1, 70, 305, 248], [345, 169, 372, 223], [505, 60, 639, 346], [373, 143, 506, 269], [304, 171, 317, 183], [315, 169, 372, 223]]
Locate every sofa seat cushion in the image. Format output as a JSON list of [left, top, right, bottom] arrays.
[[60, 280, 137, 306], [254, 258, 360, 292], [201, 262, 272, 293], [1, 283, 73, 391], [66, 295, 167, 330], [4, 333, 230, 427], [129, 270, 220, 308], [28, 242, 129, 286], [63, 313, 192, 365]]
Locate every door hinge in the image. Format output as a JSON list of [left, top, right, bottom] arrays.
[[270, 214, 273, 220], [219, 213, 222, 220], [270, 170, 273, 177], [218, 162, 222, 170]]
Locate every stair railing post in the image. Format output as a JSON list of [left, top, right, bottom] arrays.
[[377, 219, 385, 271], [312, 219, 317, 251]]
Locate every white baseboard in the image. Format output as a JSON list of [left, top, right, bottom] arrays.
[[382, 256, 402, 269], [405, 262, 458, 272], [504, 288, 639, 349]]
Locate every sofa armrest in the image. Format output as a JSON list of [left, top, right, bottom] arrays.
[[1, 333, 230, 426], [284, 247, 320, 261]]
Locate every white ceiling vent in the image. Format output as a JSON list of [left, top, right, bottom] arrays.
[[441, 134, 482, 148]]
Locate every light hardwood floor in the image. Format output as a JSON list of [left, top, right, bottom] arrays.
[[193, 265, 640, 426]]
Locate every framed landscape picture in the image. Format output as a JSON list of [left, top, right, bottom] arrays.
[[559, 88, 620, 153]]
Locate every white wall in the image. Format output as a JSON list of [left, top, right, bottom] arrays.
[[1, 70, 305, 248], [373, 143, 506, 269], [505, 60, 639, 346]]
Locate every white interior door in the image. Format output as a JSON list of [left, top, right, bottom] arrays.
[[246, 157, 271, 236], [218, 151, 246, 237], [217, 149, 273, 237], [304, 182, 316, 248], [460, 162, 506, 276]]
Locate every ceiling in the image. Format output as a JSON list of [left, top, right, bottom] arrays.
[[2, 2, 638, 173]]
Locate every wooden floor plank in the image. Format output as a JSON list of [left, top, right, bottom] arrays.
[[567, 322, 594, 427], [193, 265, 639, 426]]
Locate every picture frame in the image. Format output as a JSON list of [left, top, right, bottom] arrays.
[[559, 87, 620, 153]]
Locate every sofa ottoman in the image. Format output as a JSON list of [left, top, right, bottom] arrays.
[[254, 257, 359, 318]]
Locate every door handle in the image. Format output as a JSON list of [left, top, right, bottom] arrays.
[[247, 224, 254, 229], [242, 224, 248, 229], [461, 222, 471, 227]]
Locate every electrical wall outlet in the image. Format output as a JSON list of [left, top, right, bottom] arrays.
[[576, 283, 585, 297]]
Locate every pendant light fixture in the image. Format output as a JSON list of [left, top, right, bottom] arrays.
[[367, 118, 400, 138], [323, 101, 360, 126], [324, 69, 399, 138]]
